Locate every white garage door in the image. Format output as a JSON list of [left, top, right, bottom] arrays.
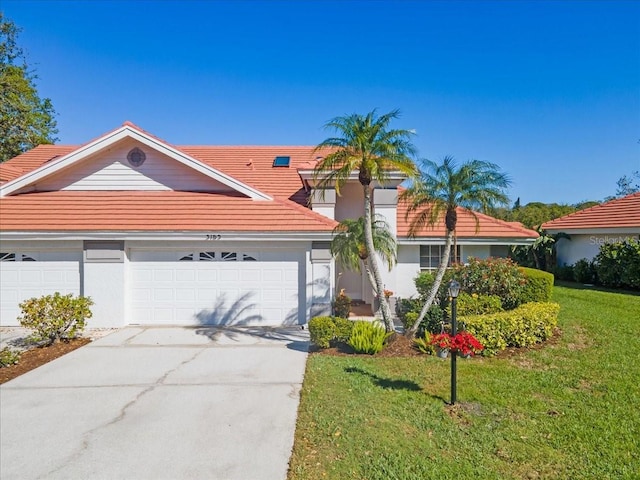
[[129, 249, 302, 326], [0, 251, 81, 326]]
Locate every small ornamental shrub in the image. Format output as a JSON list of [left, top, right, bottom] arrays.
[[451, 257, 527, 310], [519, 267, 554, 303], [413, 332, 434, 354], [332, 317, 355, 343], [333, 289, 352, 318], [0, 347, 21, 368], [347, 321, 391, 354], [309, 316, 338, 348], [573, 258, 597, 284], [395, 297, 422, 328], [18, 292, 93, 346], [461, 302, 560, 356]]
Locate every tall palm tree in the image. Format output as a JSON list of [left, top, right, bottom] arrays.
[[331, 216, 398, 291], [401, 156, 511, 337], [313, 109, 417, 332]]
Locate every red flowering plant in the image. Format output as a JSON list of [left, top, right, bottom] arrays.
[[450, 332, 484, 356], [430, 332, 484, 356], [430, 333, 452, 350]]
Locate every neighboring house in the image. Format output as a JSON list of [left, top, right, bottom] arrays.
[[0, 122, 537, 328], [542, 192, 640, 267]]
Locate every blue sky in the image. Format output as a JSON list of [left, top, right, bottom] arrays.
[[4, 0, 639, 204]]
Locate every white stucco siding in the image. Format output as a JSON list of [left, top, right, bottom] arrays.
[[394, 245, 421, 298], [461, 245, 491, 261], [335, 183, 365, 221], [555, 233, 640, 266], [34, 141, 229, 192]]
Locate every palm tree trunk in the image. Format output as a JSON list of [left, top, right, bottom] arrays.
[[363, 185, 394, 332], [407, 230, 454, 338], [361, 260, 378, 297]]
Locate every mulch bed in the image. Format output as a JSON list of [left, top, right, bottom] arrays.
[[311, 333, 422, 357], [311, 329, 562, 359], [0, 338, 91, 384]]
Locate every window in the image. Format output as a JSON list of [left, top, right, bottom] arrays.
[[178, 251, 258, 262], [220, 252, 237, 261], [273, 156, 290, 167], [419, 245, 461, 270], [0, 252, 36, 262], [199, 252, 216, 261]]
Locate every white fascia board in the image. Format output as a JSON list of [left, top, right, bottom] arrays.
[[398, 237, 535, 246], [0, 126, 272, 201], [298, 169, 407, 188], [0, 231, 335, 242]]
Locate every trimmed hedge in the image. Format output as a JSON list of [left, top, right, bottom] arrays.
[[454, 293, 503, 316], [461, 302, 560, 356], [308, 316, 354, 348], [519, 267, 554, 303]]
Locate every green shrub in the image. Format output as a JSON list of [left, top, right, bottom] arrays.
[[552, 264, 574, 281], [347, 321, 391, 354], [573, 258, 597, 284], [309, 316, 337, 348], [413, 331, 434, 354], [454, 293, 503, 316], [414, 269, 454, 303], [18, 292, 93, 346], [461, 302, 560, 356], [419, 304, 446, 335], [309, 316, 354, 348], [332, 317, 354, 343], [595, 240, 640, 289], [451, 257, 527, 310], [395, 297, 422, 328], [332, 290, 352, 318], [0, 347, 21, 368], [519, 267, 554, 303]]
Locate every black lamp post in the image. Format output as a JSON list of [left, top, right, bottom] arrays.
[[448, 279, 461, 405]]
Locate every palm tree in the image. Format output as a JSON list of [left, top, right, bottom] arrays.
[[313, 109, 417, 332], [401, 156, 511, 337], [331, 216, 398, 291]]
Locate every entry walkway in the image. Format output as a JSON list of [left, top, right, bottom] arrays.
[[0, 326, 309, 480]]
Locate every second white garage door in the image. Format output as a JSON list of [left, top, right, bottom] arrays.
[[129, 249, 302, 326]]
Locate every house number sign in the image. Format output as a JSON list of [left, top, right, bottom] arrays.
[[205, 234, 222, 240]]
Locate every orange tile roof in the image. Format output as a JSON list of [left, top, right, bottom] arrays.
[[396, 193, 537, 239], [0, 144, 325, 203], [542, 192, 640, 230], [0, 191, 337, 232]]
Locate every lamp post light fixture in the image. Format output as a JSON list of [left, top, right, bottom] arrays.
[[448, 279, 461, 405]]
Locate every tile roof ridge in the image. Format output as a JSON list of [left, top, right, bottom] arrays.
[[542, 193, 640, 227], [179, 145, 318, 149], [456, 206, 539, 236]]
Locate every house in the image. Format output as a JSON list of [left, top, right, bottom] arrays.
[[542, 192, 640, 266], [0, 122, 537, 328]]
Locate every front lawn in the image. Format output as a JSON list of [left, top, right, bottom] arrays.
[[288, 285, 640, 479]]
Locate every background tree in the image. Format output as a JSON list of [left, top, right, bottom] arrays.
[[401, 156, 511, 337], [0, 13, 58, 162], [313, 109, 417, 332], [610, 171, 640, 199], [331, 216, 397, 291]]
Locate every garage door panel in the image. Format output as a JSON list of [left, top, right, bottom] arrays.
[[129, 251, 302, 326], [1, 259, 81, 326]]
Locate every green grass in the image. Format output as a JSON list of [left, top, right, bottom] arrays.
[[288, 285, 640, 479]]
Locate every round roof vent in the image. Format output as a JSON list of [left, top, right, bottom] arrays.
[[127, 147, 146, 167]]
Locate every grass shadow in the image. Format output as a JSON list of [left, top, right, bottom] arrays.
[[344, 366, 421, 392], [555, 280, 640, 296]]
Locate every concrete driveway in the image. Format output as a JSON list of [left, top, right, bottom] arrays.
[[0, 326, 309, 480]]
